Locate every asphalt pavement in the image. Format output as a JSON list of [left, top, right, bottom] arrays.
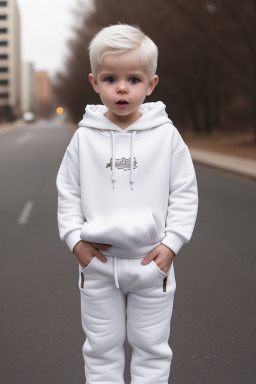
[[0, 118, 255, 384]]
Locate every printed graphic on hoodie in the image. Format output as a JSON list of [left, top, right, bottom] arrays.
[[106, 157, 138, 171]]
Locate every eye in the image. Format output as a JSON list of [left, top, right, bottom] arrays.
[[129, 77, 140, 84], [104, 76, 115, 84]]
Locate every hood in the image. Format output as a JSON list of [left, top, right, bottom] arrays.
[[78, 101, 173, 190], [78, 101, 171, 133]]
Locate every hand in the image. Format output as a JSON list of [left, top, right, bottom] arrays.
[[73, 240, 109, 269], [141, 243, 175, 274]]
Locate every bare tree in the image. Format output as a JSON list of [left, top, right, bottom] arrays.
[[52, 0, 256, 140]]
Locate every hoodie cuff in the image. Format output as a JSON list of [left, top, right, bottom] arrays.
[[161, 232, 185, 255], [65, 230, 82, 254]]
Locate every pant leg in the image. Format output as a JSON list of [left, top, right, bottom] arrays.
[[126, 258, 176, 384], [79, 256, 126, 384]]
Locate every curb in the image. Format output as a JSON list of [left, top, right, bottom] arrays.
[[190, 148, 256, 180]]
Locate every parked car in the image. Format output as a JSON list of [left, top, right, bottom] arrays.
[[23, 112, 36, 123]]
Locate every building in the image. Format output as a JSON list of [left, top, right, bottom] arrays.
[[34, 71, 55, 118], [0, 0, 21, 121], [21, 61, 35, 113]]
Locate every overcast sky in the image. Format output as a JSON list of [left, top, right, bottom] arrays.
[[16, 0, 93, 81]]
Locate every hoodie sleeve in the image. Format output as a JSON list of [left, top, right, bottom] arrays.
[[56, 131, 85, 253], [161, 128, 198, 255]]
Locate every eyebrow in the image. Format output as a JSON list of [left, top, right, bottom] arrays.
[[99, 71, 145, 77]]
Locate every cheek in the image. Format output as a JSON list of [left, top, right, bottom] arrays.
[[98, 86, 113, 101], [133, 85, 149, 100]]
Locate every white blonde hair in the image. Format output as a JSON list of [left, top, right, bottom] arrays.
[[88, 23, 158, 79]]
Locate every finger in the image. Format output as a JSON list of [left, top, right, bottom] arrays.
[[141, 247, 159, 265], [91, 242, 110, 250], [94, 249, 108, 263]]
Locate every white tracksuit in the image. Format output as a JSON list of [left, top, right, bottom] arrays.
[[56, 101, 198, 383]]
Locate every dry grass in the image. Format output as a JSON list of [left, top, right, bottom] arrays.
[[183, 131, 256, 160]]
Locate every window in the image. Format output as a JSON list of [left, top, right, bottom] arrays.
[[0, 79, 8, 85], [0, 93, 8, 98], [0, 41, 7, 46], [0, 54, 8, 59], [0, 2, 7, 6], [0, 67, 8, 72], [0, 28, 7, 33], [0, 14, 7, 19]]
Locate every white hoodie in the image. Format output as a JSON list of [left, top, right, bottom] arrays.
[[56, 101, 198, 258]]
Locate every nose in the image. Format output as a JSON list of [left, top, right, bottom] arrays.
[[116, 81, 128, 93]]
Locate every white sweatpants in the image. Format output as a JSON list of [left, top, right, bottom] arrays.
[[78, 254, 176, 384]]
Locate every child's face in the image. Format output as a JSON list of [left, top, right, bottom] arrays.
[[89, 48, 159, 128]]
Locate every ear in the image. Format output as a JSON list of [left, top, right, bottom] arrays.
[[88, 73, 99, 94], [146, 75, 159, 96]]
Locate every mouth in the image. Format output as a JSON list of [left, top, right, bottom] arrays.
[[116, 99, 129, 105], [116, 99, 129, 109]]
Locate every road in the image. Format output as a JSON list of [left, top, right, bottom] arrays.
[[0, 119, 255, 384]]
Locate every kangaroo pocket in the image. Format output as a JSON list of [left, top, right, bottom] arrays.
[[80, 211, 159, 250]]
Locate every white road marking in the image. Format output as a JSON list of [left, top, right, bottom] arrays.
[[17, 201, 34, 225], [15, 133, 34, 146]]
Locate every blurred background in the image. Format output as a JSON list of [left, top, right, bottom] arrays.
[[1, 0, 256, 156], [0, 1, 255, 384]]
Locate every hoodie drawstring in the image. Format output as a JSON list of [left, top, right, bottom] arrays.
[[110, 131, 117, 189], [130, 131, 136, 190], [110, 131, 137, 190], [113, 256, 119, 289]]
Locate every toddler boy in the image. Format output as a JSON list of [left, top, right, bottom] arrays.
[[56, 23, 198, 384]]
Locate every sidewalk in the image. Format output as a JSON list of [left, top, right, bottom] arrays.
[[190, 148, 256, 180], [0, 118, 26, 135]]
